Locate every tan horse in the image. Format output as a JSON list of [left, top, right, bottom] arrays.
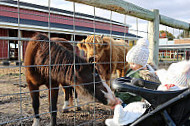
[[77, 35, 129, 85]]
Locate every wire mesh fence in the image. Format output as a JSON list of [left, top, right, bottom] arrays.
[[0, 0, 189, 126]]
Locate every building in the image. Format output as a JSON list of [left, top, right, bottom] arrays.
[[0, 0, 134, 37], [159, 38, 190, 62], [0, 0, 139, 61]]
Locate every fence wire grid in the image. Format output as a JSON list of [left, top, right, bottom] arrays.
[[0, 0, 189, 126]]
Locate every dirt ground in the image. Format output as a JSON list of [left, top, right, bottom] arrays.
[[0, 62, 170, 126], [0, 64, 113, 126]]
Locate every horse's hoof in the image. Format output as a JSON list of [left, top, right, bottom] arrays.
[[32, 118, 40, 126]]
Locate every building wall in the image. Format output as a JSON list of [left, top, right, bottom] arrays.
[[0, 5, 128, 34], [174, 39, 190, 44], [0, 3, 133, 60]]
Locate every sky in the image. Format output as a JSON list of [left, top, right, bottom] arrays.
[[19, 0, 190, 38]]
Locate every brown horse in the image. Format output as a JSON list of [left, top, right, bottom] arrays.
[[24, 33, 118, 126]]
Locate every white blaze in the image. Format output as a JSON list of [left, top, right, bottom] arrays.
[[101, 81, 116, 106]]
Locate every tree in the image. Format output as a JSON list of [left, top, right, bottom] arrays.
[[159, 30, 175, 40]]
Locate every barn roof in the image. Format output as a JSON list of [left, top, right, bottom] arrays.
[[0, 0, 140, 39], [1, 0, 126, 26]]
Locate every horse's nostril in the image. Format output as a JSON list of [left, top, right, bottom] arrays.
[[89, 57, 94, 63]]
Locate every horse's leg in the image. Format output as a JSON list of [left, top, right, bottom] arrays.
[[105, 64, 116, 86], [48, 86, 59, 126], [28, 81, 40, 126], [116, 69, 122, 77], [62, 87, 81, 111], [62, 87, 70, 111], [71, 87, 81, 111], [123, 64, 129, 76]]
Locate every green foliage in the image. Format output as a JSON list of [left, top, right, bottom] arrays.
[[160, 30, 175, 40]]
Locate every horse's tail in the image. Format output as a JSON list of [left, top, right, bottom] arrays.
[[24, 33, 49, 66]]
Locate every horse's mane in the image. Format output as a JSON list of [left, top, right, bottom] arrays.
[[84, 35, 110, 48], [32, 33, 88, 84], [85, 35, 127, 45]]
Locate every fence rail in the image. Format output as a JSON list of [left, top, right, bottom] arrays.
[[65, 0, 190, 30]]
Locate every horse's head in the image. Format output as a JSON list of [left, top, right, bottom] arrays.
[[78, 35, 110, 63], [76, 64, 118, 106]]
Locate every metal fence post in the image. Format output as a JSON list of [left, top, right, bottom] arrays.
[[148, 9, 160, 66]]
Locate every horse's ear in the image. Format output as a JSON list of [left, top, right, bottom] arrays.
[[101, 37, 110, 50], [100, 34, 104, 39], [100, 35, 104, 44], [81, 39, 85, 43], [95, 35, 104, 44]]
